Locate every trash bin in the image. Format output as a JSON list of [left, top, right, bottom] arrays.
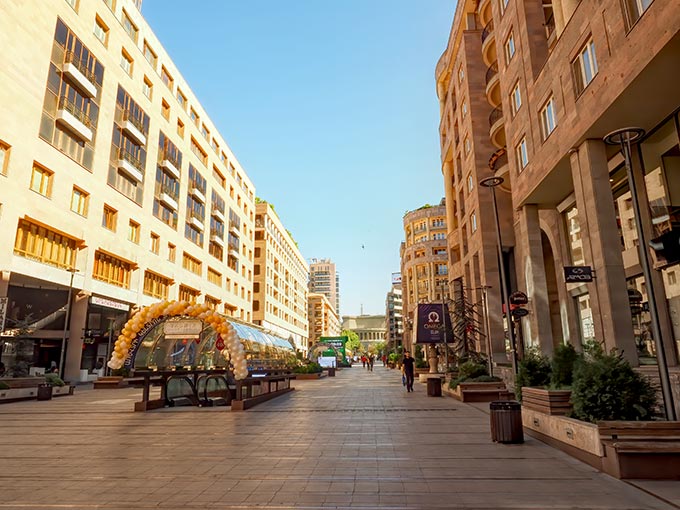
[[327, 367, 336, 377], [426, 376, 442, 397], [490, 400, 523, 444], [37, 384, 53, 401]]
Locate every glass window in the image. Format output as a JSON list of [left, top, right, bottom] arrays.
[[471, 211, 477, 232], [143, 40, 157, 68], [573, 39, 598, 94], [70, 186, 89, 216], [177, 89, 187, 110], [623, 0, 654, 29], [499, 0, 509, 14], [142, 76, 152, 99], [120, 49, 133, 76], [0, 140, 10, 175], [505, 32, 515, 64], [565, 206, 585, 265], [161, 66, 174, 90], [540, 97, 557, 139], [150, 232, 160, 254], [511, 81, 522, 115], [93, 16, 109, 46], [128, 220, 140, 243], [576, 294, 596, 344], [121, 10, 138, 43], [168, 243, 176, 262], [30, 164, 52, 197], [102, 205, 117, 231], [515, 137, 528, 171]]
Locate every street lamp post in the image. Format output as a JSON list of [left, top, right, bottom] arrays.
[[58, 268, 77, 379], [604, 127, 676, 421], [480, 176, 518, 374]]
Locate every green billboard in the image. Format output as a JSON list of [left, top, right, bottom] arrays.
[[319, 336, 348, 359]]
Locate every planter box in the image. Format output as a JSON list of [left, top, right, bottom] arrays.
[[294, 372, 325, 380], [93, 376, 127, 389], [52, 385, 75, 397], [0, 386, 39, 403], [522, 387, 572, 415], [446, 381, 513, 402]]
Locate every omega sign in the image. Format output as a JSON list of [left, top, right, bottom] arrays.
[[415, 303, 453, 344], [564, 266, 594, 283]]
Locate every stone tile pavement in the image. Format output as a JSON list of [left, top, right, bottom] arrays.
[[0, 366, 678, 509]]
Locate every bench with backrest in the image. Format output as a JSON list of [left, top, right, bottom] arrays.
[[598, 421, 680, 479], [451, 381, 513, 402]]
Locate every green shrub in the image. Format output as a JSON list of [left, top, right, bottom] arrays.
[[388, 353, 399, 363], [449, 361, 489, 389], [415, 359, 429, 369], [294, 362, 322, 374], [515, 349, 551, 401], [570, 347, 656, 423], [44, 373, 65, 386], [0, 381, 10, 390], [550, 343, 579, 389], [468, 375, 502, 383]]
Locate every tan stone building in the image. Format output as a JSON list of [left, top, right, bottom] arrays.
[[400, 201, 450, 352], [307, 293, 341, 348], [253, 201, 309, 352], [308, 258, 340, 316], [436, 0, 680, 412], [341, 315, 386, 351], [0, 0, 256, 380]]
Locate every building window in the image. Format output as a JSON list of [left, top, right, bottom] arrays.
[[499, 0, 509, 14], [168, 243, 176, 262], [511, 81, 522, 115], [14, 218, 78, 270], [190, 108, 199, 127], [207, 267, 222, 286], [128, 220, 140, 243], [177, 89, 187, 110], [623, 0, 654, 29], [540, 96, 557, 139], [65, 0, 78, 11], [150, 232, 160, 254], [102, 205, 117, 231], [93, 250, 132, 288], [471, 211, 477, 232], [462, 100, 468, 117], [504, 32, 515, 63], [182, 251, 202, 275], [179, 284, 200, 303], [143, 271, 170, 299], [0, 140, 10, 175], [142, 76, 153, 99], [177, 119, 184, 138], [191, 137, 208, 165], [93, 16, 109, 46], [161, 66, 174, 90], [30, 164, 53, 197], [120, 49, 133, 76], [161, 98, 170, 120], [458, 65, 464, 83], [516, 137, 529, 171], [467, 174, 474, 192], [573, 38, 598, 95], [464, 136, 471, 155], [143, 40, 157, 69], [70, 186, 89, 216], [121, 10, 138, 43]]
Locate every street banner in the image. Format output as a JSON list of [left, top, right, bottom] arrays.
[[414, 303, 453, 344]]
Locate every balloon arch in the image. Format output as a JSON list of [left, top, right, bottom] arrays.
[[107, 301, 249, 380]]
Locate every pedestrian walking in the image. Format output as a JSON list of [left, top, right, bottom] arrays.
[[402, 351, 415, 392], [382, 354, 387, 367], [368, 354, 374, 372], [361, 355, 367, 368]]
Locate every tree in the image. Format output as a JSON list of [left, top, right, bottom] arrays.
[[449, 288, 486, 361], [342, 329, 361, 353]]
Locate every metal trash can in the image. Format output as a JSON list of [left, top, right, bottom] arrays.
[[490, 400, 523, 443], [37, 384, 53, 401], [327, 367, 336, 377], [426, 377, 442, 397]]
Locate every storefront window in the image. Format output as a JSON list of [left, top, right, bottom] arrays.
[[576, 293, 595, 345], [565, 206, 585, 265]]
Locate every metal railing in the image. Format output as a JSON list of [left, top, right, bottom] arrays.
[[481, 20, 494, 44], [58, 96, 91, 128], [64, 51, 98, 85], [122, 109, 147, 135], [489, 106, 504, 128], [485, 63, 498, 86], [157, 183, 179, 201], [159, 149, 180, 169], [118, 147, 143, 171]]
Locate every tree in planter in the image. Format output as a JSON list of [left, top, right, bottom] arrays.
[[515, 348, 551, 401], [550, 343, 579, 389], [570, 341, 656, 423], [448, 290, 486, 359]]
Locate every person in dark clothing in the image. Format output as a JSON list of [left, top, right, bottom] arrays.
[[402, 351, 415, 392]]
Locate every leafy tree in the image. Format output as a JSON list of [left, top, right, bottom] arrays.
[[515, 348, 551, 401], [449, 289, 485, 359], [550, 343, 579, 388], [342, 329, 361, 353]]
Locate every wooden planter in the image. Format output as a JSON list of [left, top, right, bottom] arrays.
[[521, 387, 572, 415], [445, 381, 512, 402], [294, 372, 324, 380]]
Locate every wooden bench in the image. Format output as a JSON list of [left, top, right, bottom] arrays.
[[449, 382, 513, 403], [598, 421, 680, 479]]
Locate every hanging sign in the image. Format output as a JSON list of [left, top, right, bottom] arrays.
[[414, 303, 454, 344], [564, 266, 594, 283], [215, 335, 225, 351], [164, 320, 203, 339], [509, 291, 528, 306]]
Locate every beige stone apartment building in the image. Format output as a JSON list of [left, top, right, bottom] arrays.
[[308, 258, 340, 316], [307, 293, 341, 348], [253, 201, 309, 352], [0, 0, 257, 381], [400, 201, 450, 352], [436, 0, 680, 412]]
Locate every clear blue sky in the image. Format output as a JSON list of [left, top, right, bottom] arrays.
[[143, 1, 456, 316]]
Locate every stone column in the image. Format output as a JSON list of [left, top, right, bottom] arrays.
[[64, 293, 88, 382], [569, 140, 637, 363], [516, 205, 555, 356]]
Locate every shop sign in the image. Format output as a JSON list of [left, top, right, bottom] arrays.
[[511, 308, 529, 318], [414, 303, 453, 344], [0, 297, 8, 333], [564, 266, 593, 283], [164, 320, 203, 339], [90, 295, 130, 311], [391, 272, 402, 285], [509, 291, 528, 306], [215, 335, 225, 351]]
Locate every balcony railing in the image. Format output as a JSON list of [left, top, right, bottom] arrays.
[[64, 51, 98, 85], [118, 147, 143, 171], [58, 96, 91, 128], [122, 109, 147, 136], [188, 208, 204, 221], [489, 106, 504, 128], [158, 182, 179, 200], [489, 147, 508, 171], [485, 63, 498, 86], [481, 20, 494, 44]]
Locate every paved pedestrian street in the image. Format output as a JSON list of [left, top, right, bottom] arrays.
[[0, 367, 678, 509]]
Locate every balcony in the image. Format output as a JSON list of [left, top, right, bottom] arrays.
[[229, 222, 240, 235], [190, 185, 206, 204], [228, 244, 239, 256], [485, 63, 501, 107], [489, 106, 506, 149], [160, 152, 180, 179], [63, 51, 97, 98], [210, 233, 224, 246], [117, 148, 144, 183], [211, 207, 225, 222], [159, 191, 178, 211], [56, 96, 93, 142], [121, 110, 147, 146], [189, 215, 204, 232], [481, 21, 497, 67]]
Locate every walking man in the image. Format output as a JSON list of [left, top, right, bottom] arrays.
[[402, 351, 415, 392]]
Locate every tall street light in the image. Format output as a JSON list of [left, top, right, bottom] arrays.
[[604, 127, 676, 420], [479, 176, 518, 374], [58, 268, 77, 379]]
